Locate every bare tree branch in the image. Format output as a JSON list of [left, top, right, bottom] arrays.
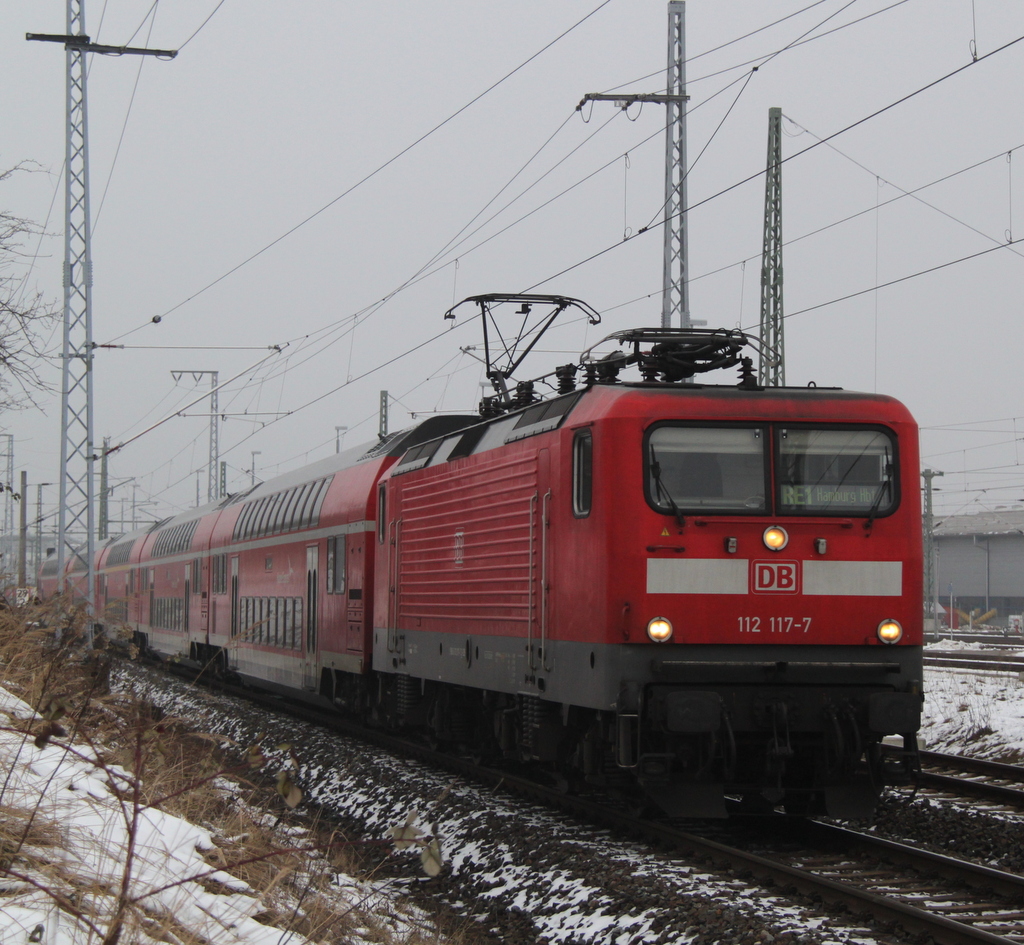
[[1, 163, 59, 412]]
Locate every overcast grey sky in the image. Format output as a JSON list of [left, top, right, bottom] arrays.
[[2, 0, 1024, 528]]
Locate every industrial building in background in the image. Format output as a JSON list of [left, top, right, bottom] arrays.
[[933, 508, 1024, 629]]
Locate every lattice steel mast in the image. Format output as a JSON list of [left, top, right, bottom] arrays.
[[661, 0, 690, 330], [171, 371, 220, 502], [27, 6, 176, 601], [56, 0, 96, 596], [759, 106, 785, 385], [578, 3, 696, 330]]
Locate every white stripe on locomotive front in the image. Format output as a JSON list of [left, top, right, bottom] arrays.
[[646, 558, 903, 596]]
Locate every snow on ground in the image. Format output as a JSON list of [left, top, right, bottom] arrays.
[[921, 643, 1024, 761], [0, 683, 434, 945], [3, 649, 1023, 945], [108, 665, 915, 945]]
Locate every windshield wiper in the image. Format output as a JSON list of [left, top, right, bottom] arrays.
[[864, 450, 893, 532], [650, 445, 685, 528]]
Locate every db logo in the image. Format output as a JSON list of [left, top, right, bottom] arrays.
[[751, 560, 800, 594]]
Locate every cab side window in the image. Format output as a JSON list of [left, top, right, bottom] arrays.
[[572, 430, 592, 518]]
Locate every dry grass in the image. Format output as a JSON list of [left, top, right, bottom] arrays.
[[0, 601, 448, 945]]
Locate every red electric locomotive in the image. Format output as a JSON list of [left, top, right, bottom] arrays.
[[67, 296, 921, 819], [369, 308, 921, 817]]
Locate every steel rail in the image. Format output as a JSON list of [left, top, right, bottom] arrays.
[[925, 654, 1024, 672], [918, 771, 1024, 806], [913, 749, 1024, 807], [921, 750, 1024, 783]]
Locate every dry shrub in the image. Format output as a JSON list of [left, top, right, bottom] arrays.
[[0, 602, 445, 945]]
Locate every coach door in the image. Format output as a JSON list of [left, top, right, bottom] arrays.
[[346, 537, 366, 654], [229, 556, 239, 656], [199, 556, 210, 636], [184, 564, 191, 636], [304, 545, 319, 690]]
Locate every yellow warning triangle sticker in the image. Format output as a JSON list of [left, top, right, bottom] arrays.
[[661, 527, 670, 536]]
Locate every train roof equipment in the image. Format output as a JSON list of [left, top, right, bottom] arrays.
[[445, 293, 792, 418]]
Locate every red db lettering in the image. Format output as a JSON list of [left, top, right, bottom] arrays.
[[751, 561, 800, 594]]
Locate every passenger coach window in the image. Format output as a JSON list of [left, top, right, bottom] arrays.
[[647, 426, 767, 513], [326, 536, 346, 593], [572, 430, 592, 517], [777, 427, 896, 516]]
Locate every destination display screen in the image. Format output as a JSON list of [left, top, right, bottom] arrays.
[[776, 427, 896, 515]]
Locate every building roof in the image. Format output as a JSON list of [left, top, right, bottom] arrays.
[[934, 508, 1024, 537]]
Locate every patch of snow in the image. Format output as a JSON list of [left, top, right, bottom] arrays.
[[921, 663, 1024, 759], [0, 681, 435, 945]]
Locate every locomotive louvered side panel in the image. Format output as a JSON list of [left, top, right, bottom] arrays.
[[396, 454, 538, 627]]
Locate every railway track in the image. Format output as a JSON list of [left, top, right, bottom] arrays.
[[924, 651, 1024, 672], [916, 750, 1024, 808], [153, 658, 1024, 945], [732, 817, 1024, 944]]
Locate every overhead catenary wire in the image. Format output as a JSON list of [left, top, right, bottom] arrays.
[[104, 349, 282, 456], [94, 0, 920, 428], [250, 60, 764, 389], [103, 0, 904, 353], [599, 0, 909, 95], [598, 137, 1024, 318], [684, 0, 915, 90], [90, 11, 1024, 513], [774, 242, 1013, 324], [187, 100, 641, 396], [177, 0, 228, 50], [127, 37, 1024, 511], [216, 318, 477, 461], [105, 0, 617, 344], [92, 4, 161, 231], [782, 117, 1024, 262], [638, 0, 879, 231], [524, 30, 1024, 293]]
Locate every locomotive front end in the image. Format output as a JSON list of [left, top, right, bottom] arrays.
[[611, 388, 923, 819]]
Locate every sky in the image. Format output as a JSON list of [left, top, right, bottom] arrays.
[[2, 0, 1024, 538]]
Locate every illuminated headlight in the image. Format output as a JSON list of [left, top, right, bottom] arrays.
[[762, 525, 789, 551], [877, 619, 903, 644], [647, 617, 674, 643]]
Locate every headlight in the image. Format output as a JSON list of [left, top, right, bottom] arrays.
[[763, 525, 789, 551], [647, 617, 673, 643], [877, 619, 903, 644]]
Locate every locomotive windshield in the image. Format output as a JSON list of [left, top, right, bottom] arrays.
[[777, 427, 896, 516], [645, 424, 897, 517], [648, 426, 767, 513]]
